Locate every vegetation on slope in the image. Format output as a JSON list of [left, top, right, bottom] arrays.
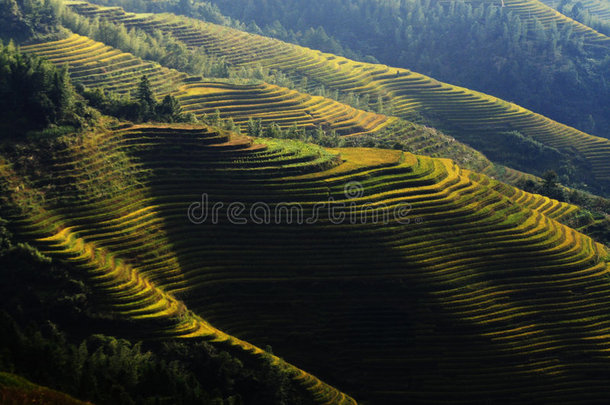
[[61, 1, 610, 194], [13, 14, 610, 233], [196, 0, 610, 140], [542, 0, 610, 35], [1, 123, 609, 404], [0, 41, 96, 137], [20, 32, 396, 139], [0, 372, 93, 405], [20, 29, 530, 190], [2, 3, 609, 404], [0, 148, 321, 405], [0, 0, 63, 41], [59, 3, 233, 78]]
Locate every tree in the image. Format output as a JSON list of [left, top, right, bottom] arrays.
[[246, 118, 263, 137], [541, 170, 565, 201], [136, 75, 156, 121], [0, 0, 62, 40], [542, 170, 558, 189], [177, 0, 193, 16], [264, 122, 282, 138], [156, 94, 182, 122], [0, 42, 91, 136]]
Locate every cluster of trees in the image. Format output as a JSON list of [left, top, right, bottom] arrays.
[[88, 0, 240, 27], [0, 217, 307, 405], [0, 41, 96, 138], [244, 118, 344, 147], [80, 75, 189, 123], [204, 0, 610, 139], [553, 0, 610, 36], [0, 0, 62, 41], [60, 7, 232, 78], [461, 129, 588, 183], [0, 42, 188, 139]]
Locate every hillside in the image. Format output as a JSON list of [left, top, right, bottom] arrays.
[[193, 0, 609, 138], [540, 0, 610, 30], [456, 0, 609, 45], [21, 31, 513, 180], [552, 0, 610, 21], [20, 33, 393, 137], [0, 372, 94, 405], [0, 124, 609, 403], [62, 0, 610, 194]]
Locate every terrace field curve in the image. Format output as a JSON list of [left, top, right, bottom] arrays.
[[1, 124, 609, 404], [20, 33, 186, 96], [540, 0, 610, 21], [20, 33, 393, 138], [450, 0, 610, 47], [64, 0, 610, 193], [173, 81, 395, 135], [22, 32, 516, 183]]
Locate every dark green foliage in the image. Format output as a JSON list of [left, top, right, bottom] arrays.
[[241, 119, 345, 147], [555, 0, 610, 36], [60, 8, 232, 78], [205, 0, 610, 139], [516, 171, 565, 201], [78, 76, 189, 123], [136, 75, 157, 121], [0, 42, 95, 138], [464, 130, 580, 177], [264, 122, 282, 139], [246, 117, 263, 137], [157, 94, 183, 123], [0, 215, 309, 405], [0, 0, 62, 41], [541, 170, 565, 200], [79, 86, 141, 122]]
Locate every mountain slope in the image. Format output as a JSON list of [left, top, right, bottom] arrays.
[[22, 31, 512, 180], [539, 0, 610, 23], [21, 32, 394, 137], [457, 0, 610, 46], [0, 127, 356, 405], [64, 0, 610, 193], [1, 124, 609, 404], [201, 0, 609, 140], [0, 372, 93, 405]]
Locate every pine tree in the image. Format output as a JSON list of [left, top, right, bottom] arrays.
[[157, 94, 182, 122], [136, 75, 156, 121], [247, 118, 263, 137]]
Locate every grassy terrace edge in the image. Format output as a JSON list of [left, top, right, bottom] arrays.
[[64, 0, 610, 193], [1, 123, 609, 403]]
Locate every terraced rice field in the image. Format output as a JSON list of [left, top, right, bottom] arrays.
[[567, 0, 610, 20], [460, 0, 610, 46], [0, 126, 355, 405], [18, 31, 531, 190], [21, 33, 392, 137], [467, 169, 579, 221], [540, 0, 610, 21], [175, 81, 394, 135], [20, 33, 186, 96], [20, 33, 496, 167], [1, 124, 609, 404], [65, 1, 610, 190]]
